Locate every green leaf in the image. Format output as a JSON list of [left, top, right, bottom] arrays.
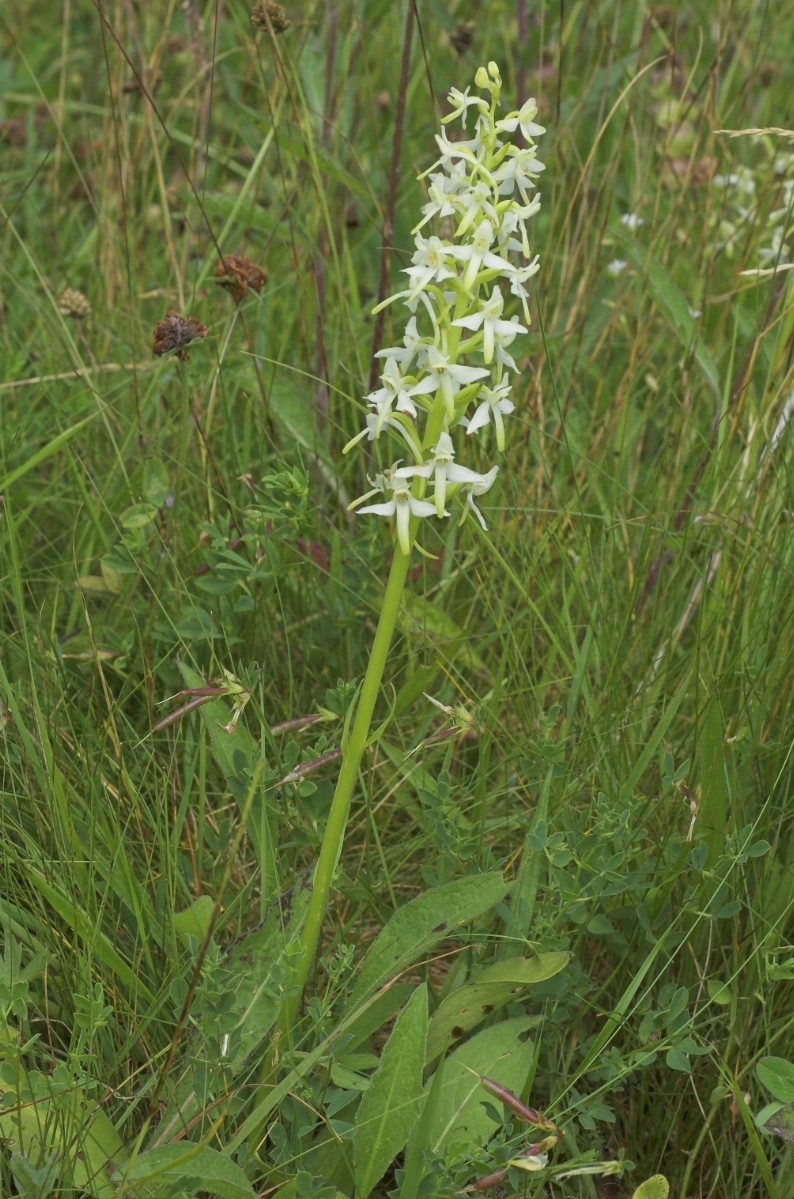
[[353, 985, 428, 1198], [618, 235, 720, 400], [349, 873, 508, 1008], [631, 1176, 669, 1199], [143, 459, 171, 507], [699, 696, 726, 867], [173, 895, 215, 944], [762, 1101, 794, 1143], [0, 1065, 125, 1199], [157, 875, 312, 1143], [705, 978, 733, 1006], [9, 1151, 59, 1197], [0, 415, 94, 490], [400, 597, 489, 676], [426, 953, 568, 1062], [120, 502, 159, 530], [401, 1055, 447, 1199], [268, 378, 327, 459], [429, 1015, 536, 1154], [123, 1143, 257, 1198], [757, 1057, 794, 1103]]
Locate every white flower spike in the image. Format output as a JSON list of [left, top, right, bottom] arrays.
[[350, 65, 545, 555]]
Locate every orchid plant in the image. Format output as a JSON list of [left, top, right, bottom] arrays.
[[283, 62, 546, 1027]]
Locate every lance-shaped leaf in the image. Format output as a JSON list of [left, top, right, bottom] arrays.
[[353, 985, 428, 1197]]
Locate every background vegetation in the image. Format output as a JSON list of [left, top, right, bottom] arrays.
[[1, 1, 792, 1196]]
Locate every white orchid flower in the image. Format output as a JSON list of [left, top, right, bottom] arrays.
[[357, 473, 442, 556], [407, 432, 495, 516], [366, 356, 436, 434], [403, 234, 457, 296], [463, 465, 500, 529], [495, 98, 546, 141], [424, 345, 490, 419], [452, 285, 526, 363], [463, 381, 515, 450], [494, 145, 545, 201], [444, 86, 489, 127], [445, 219, 512, 290]]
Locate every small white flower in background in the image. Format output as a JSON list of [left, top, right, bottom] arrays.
[[606, 258, 627, 276], [710, 148, 793, 270], [620, 212, 644, 231], [346, 62, 545, 555]]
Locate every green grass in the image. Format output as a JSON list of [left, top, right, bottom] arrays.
[[1, 2, 793, 1197]]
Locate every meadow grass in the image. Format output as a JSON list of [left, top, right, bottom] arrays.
[[1, 2, 793, 1197]]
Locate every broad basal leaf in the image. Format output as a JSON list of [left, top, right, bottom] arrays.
[[353, 985, 428, 1198], [427, 952, 568, 1062], [428, 1015, 537, 1154], [349, 873, 508, 1008]]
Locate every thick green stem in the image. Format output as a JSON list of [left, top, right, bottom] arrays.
[[281, 541, 412, 1032]]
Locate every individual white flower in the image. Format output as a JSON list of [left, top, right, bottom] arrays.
[[503, 256, 540, 319], [374, 316, 427, 367], [498, 98, 546, 143], [713, 172, 740, 188], [403, 234, 457, 296], [444, 86, 489, 127], [366, 356, 436, 433], [606, 258, 627, 276], [620, 212, 644, 231], [462, 465, 500, 529], [452, 285, 527, 363], [493, 145, 545, 201], [462, 380, 515, 450], [409, 432, 496, 516], [453, 180, 500, 240], [502, 206, 541, 259], [432, 125, 482, 170], [423, 345, 490, 419], [416, 169, 462, 228], [495, 98, 546, 141], [445, 219, 512, 290], [356, 474, 441, 556]]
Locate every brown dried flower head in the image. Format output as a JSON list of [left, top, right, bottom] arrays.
[[58, 288, 91, 319], [251, 1, 291, 33], [216, 254, 267, 303], [152, 311, 208, 360]]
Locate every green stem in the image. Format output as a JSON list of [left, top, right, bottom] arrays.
[[281, 540, 412, 1032]]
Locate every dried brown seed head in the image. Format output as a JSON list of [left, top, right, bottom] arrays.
[[216, 254, 267, 302], [152, 311, 208, 360], [251, 1, 291, 33]]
